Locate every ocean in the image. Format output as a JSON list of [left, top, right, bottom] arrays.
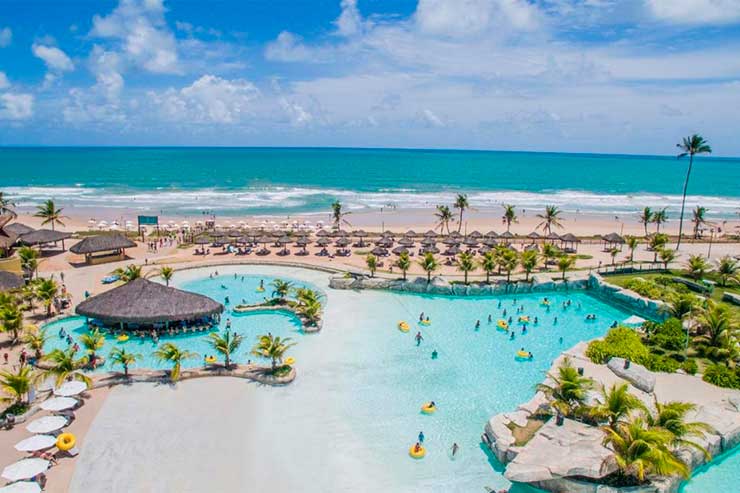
[[3, 147, 739, 217]]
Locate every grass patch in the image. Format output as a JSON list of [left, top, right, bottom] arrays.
[[506, 416, 548, 446]]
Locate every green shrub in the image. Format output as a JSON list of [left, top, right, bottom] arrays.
[[703, 363, 740, 389], [651, 318, 686, 351], [586, 327, 650, 365], [644, 354, 680, 373], [681, 359, 698, 375]]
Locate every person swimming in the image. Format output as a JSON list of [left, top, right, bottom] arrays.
[[259, 279, 264, 289], [558, 336, 563, 344], [510, 331, 515, 340], [221, 284, 227, 289], [475, 320, 480, 329], [610, 320, 618, 328], [418, 431, 425, 443], [497, 301, 502, 309], [224, 296, 230, 305], [534, 317, 538, 325], [419, 312, 425, 322], [522, 326, 527, 334], [554, 317, 558, 325], [503, 309, 507, 317], [507, 316, 513, 324], [488, 314, 492, 323], [415, 332, 424, 346], [226, 318, 231, 329], [431, 350, 438, 359]]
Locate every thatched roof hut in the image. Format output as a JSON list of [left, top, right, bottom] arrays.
[[0, 271, 24, 292], [4, 223, 34, 236], [70, 233, 136, 255], [76, 278, 223, 325], [0, 214, 20, 254], [18, 229, 72, 248]]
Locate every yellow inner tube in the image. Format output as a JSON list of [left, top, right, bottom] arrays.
[[516, 350, 531, 359], [285, 357, 295, 365], [205, 356, 217, 364], [398, 321, 410, 332], [421, 403, 436, 414], [117, 334, 129, 342], [409, 445, 426, 459], [420, 319, 431, 326], [541, 300, 550, 306], [256, 287, 265, 292], [56, 433, 76, 452], [496, 320, 508, 330], [519, 316, 530, 323]]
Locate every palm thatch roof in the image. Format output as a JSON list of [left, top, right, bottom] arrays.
[[0, 271, 24, 292], [76, 278, 223, 324], [0, 214, 19, 250], [4, 223, 35, 235], [602, 232, 625, 244], [560, 233, 580, 243], [70, 233, 136, 254], [18, 229, 72, 246]]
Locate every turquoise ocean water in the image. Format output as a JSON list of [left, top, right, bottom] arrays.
[[3, 147, 739, 217]]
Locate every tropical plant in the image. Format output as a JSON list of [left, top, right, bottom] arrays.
[[456, 251, 476, 284], [113, 264, 142, 283], [251, 334, 296, 372], [558, 255, 575, 280], [79, 328, 105, 361], [271, 279, 293, 301], [536, 357, 593, 417], [158, 266, 174, 286], [42, 348, 91, 387], [586, 327, 650, 365], [541, 242, 560, 266], [296, 299, 322, 325], [625, 236, 639, 264], [418, 252, 439, 282], [295, 287, 320, 306], [0, 191, 15, 214], [648, 233, 669, 262], [502, 204, 518, 232], [693, 302, 738, 361], [22, 326, 47, 360], [520, 249, 539, 281], [479, 251, 497, 283], [536, 205, 563, 235], [659, 248, 676, 270], [453, 193, 469, 233], [639, 207, 653, 236], [209, 329, 243, 369], [676, 134, 712, 249], [153, 342, 197, 382], [691, 206, 708, 239], [0, 301, 25, 343], [17, 246, 40, 279], [35, 278, 58, 317], [685, 254, 710, 280], [109, 347, 140, 378], [590, 383, 646, 430], [645, 400, 714, 459], [0, 366, 36, 405], [663, 293, 697, 321], [331, 200, 351, 230], [395, 251, 411, 280], [609, 247, 620, 266], [34, 199, 67, 231], [702, 363, 739, 389], [434, 205, 454, 234], [652, 208, 668, 233], [365, 253, 378, 277], [716, 256, 738, 287], [499, 249, 519, 282]]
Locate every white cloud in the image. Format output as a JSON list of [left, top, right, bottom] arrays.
[[420, 108, 445, 127], [0, 27, 11, 47], [646, 0, 740, 25], [0, 72, 9, 90], [335, 0, 365, 37], [414, 0, 541, 38], [280, 98, 314, 126], [265, 32, 317, 62], [0, 93, 34, 120], [32, 44, 74, 72]]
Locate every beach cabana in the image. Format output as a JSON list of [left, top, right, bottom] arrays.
[[0, 272, 24, 292], [352, 230, 368, 247], [0, 214, 20, 257], [76, 278, 223, 330], [17, 229, 72, 251], [70, 233, 137, 265], [499, 231, 515, 241], [545, 232, 561, 243], [602, 232, 625, 251], [560, 233, 581, 253], [4, 223, 35, 236], [526, 231, 541, 243]]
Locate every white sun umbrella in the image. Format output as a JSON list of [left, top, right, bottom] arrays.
[[14, 435, 57, 452], [25, 416, 67, 434], [0, 481, 42, 493], [40, 396, 78, 412], [623, 315, 646, 326], [2, 459, 49, 482], [54, 381, 87, 397]]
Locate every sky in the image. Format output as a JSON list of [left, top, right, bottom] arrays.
[[1, 0, 740, 155]]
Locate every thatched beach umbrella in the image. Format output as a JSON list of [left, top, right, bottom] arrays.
[[0, 272, 24, 292], [316, 229, 329, 237], [463, 237, 479, 247], [546, 232, 561, 243], [194, 236, 211, 245], [371, 246, 388, 256], [468, 230, 482, 238], [335, 237, 351, 247], [422, 246, 440, 254], [527, 231, 541, 242], [392, 246, 409, 255], [478, 245, 491, 254], [443, 245, 461, 256], [316, 237, 330, 247], [352, 230, 368, 247], [375, 238, 393, 248], [421, 238, 437, 247], [484, 231, 498, 239], [443, 237, 459, 246], [424, 230, 437, 237], [398, 237, 414, 247], [500, 231, 515, 240], [404, 230, 417, 237]]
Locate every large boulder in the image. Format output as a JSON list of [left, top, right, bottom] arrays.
[[607, 358, 656, 393]]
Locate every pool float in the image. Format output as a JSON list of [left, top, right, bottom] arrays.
[[409, 445, 426, 459], [205, 356, 217, 364], [540, 300, 550, 306], [519, 316, 530, 323], [56, 433, 76, 452], [496, 320, 509, 331], [419, 319, 431, 326], [256, 286, 265, 293], [116, 334, 129, 342], [398, 321, 410, 332], [421, 402, 436, 414], [516, 350, 533, 361], [285, 357, 295, 366]]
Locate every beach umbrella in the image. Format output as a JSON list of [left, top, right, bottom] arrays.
[[546, 232, 561, 242], [478, 245, 491, 254], [422, 246, 440, 254], [404, 230, 417, 237], [40, 397, 78, 412], [316, 237, 330, 247], [443, 237, 459, 246], [14, 435, 57, 452], [468, 230, 482, 238], [463, 237, 479, 247], [484, 231, 498, 239], [392, 246, 409, 255], [371, 247, 388, 256], [421, 238, 436, 247], [1, 459, 49, 482], [54, 381, 88, 397], [335, 238, 351, 247], [295, 237, 311, 247], [527, 231, 541, 241], [500, 231, 515, 240], [210, 231, 225, 239], [316, 229, 329, 237], [375, 238, 392, 248], [194, 236, 211, 245], [482, 238, 498, 247], [398, 237, 414, 247], [525, 243, 539, 252], [444, 245, 461, 256], [0, 481, 42, 493], [25, 416, 67, 434], [424, 230, 437, 237], [381, 231, 395, 239], [228, 231, 241, 238]]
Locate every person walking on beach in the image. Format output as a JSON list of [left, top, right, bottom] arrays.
[[415, 332, 424, 346]]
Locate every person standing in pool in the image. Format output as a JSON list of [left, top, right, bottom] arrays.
[[415, 332, 424, 346], [419, 312, 425, 322], [475, 320, 480, 329], [452, 443, 459, 457], [418, 431, 425, 443], [488, 314, 492, 323], [431, 350, 438, 359], [259, 279, 264, 290]]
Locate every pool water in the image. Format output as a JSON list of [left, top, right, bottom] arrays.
[[679, 446, 740, 492], [48, 265, 731, 492]]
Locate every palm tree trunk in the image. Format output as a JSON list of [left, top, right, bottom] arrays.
[[676, 155, 693, 250], [403, 270, 407, 280], [124, 365, 129, 378], [427, 271, 431, 282], [486, 271, 490, 283], [458, 211, 463, 233]]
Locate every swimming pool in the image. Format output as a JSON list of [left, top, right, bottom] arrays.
[[52, 265, 732, 492]]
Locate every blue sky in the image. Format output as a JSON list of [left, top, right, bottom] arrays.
[[1, 0, 740, 155]]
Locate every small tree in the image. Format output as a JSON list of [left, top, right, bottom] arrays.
[[158, 266, 174, 286], [520, 249, 538, 281], [558, 255, 575, 280], [251, 334, 296, 373], [609, 248, 620, 266], [685, 254, 710, 280], [209, 329, 244, 369], [154, 342, 197, 382], [479, 251, 497, 283], [0, 366, 37, 406], [457, 252, 476, 284], [716, 256, 738, 287], [625, 236, 639, 264], [418, 252, 439, 283], [649, 233, 669, 263], [271, 279, 293, 301], [109, 347, 140, 378], [659, 248, 677, 270], [365, 253, 378, 277], [79, 328, 105, 362], [498, 249, 519, 282], [395, 251, 411, 280], [35, 278, 58, 317]]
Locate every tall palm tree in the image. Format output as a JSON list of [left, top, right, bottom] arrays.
[[456, 252, 476, 284], [590, 383, 646, 430], [35, 278, 58, 317], [716, 256, 738, 287], [113, 264, 142, 283], [271, 279, 293, 301], [251, 334, 296, 372], [652, 208, 668, 233], [645, 399, 714, 460], [209, 329, 243, 369], [434, 205, 454, 234], [22, 326, 47, 360], [418, 252, 439, 282], [365, 254, 377, 277], [34, 199, 67, 231], [520, 249, 538, 281], [0, 365, 37, 405], [536, 357, 593, 417], [536, 205, 563, 235], [79, 328, 105, 362], [109, 347, 140, 378], [453, 194, 469, 233], [479, 251, 497, 283], [42, 348, 91, 387], [17, 246, 40, 279], [693, 302, 738, 362], [502, 204, 518, 232], [685, 254, 710, 280], [558, 255, 575, 280], [639, 207, 653, 236], [499, 249, 519, 282], [676, 134, 712, 249], [331, 200, 351, 230], [0, 191, 15, 215], [158, 266, 174, 286], [691, 206, 708, 239], [154, 342, 197, 382], [395, 251, 411, 280]]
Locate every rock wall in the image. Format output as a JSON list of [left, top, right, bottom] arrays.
[[587, 273, 668, 321]]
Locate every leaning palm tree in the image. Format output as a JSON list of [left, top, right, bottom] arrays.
[[536, 205, 563, 235], [22, 326, 47, 360], [251, 334, 296, 372], [209, 330, 243, 369], [158, 266, 174, 286], [645, 399, 714, 460], [395, 251, 411, 280], [691, 206, 708, 239], [536, 357, 593, 417], [365, 253, 378, 278], [109, 347, 140, 378], [590, 383, 646, 430], [676, 134, 712, 249], [79, 328, 105, 362], [625, 236, 639, 264], [418, 252, 439, 283], [685, 254, 710, 280], [331, 200, 351, 230], [434, 205, 454, 234], [153, 342, 197, 382], [716, 256, 738, 287], [652, 208, 668, 233], [520, 249, 538, 281], [295, 287, 320, 306], [270, 279, 293, 301], [34, 199, 67, 231], [479, 251, 497, 283], [502, 204, 518, 232], [639, 207, 653, 236], [456, 252, 476, 284], [0, 365, 37, 405], [296, 299, 322, 325], [557, 255, 576, 280], [0, 191, 15, 215], [42, 348, 91, 387], [693, 302, 738, 362], [35, 278, 58, 318], [453, 194, 469, 233]]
